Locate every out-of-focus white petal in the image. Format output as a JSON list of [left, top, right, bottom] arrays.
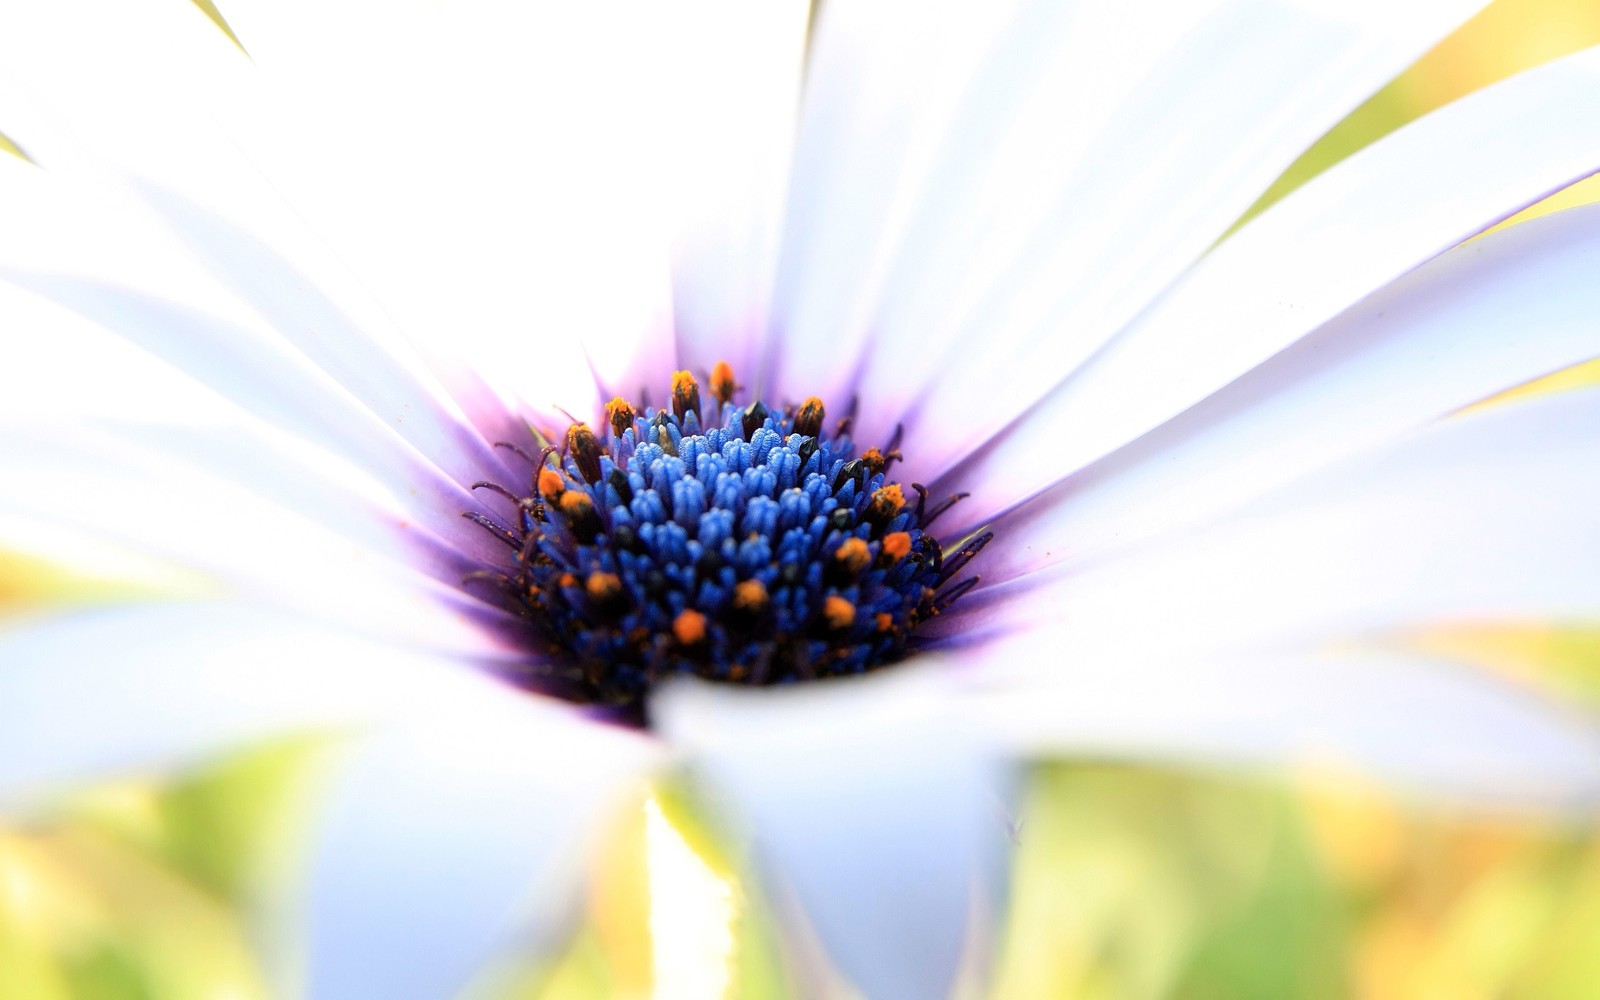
[[0, 603, 551, 806], [945, 389, 1600, 662], [656, 671, 1013, 1000], [652, 1, 811, 380], [947, 44, 1600, 510], [0, 272, 499, 534], [302, 693, 656, 1000], [129, 184, 511, 489], [973, 643, 1600, 814], [976, 203, 1600, 581], [210, 0, 730, 414], [767, 0, 1485, 459], [0, 278, 232, 426], [0, 425, 511, 657]]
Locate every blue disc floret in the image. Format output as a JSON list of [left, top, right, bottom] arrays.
[[464, 365, 990, 720]]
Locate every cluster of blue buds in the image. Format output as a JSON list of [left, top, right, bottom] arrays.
[[465, 363, 990, 720]]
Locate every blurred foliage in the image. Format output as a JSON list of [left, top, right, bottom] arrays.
[[990, 765, 1600, 1000], [0, 741, 320, 999]]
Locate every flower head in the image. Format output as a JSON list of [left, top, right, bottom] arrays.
[[1, 0, 1599, 996], [463, 366, 984, 718]]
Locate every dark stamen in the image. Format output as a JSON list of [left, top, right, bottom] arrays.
[[461, 511, 522, 549]]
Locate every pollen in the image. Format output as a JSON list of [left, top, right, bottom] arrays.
[[823, 595, 856, 631], [709, 361, 737, 408], [833, 537, 871, 575], [671, 370, 701, 425], [673, 609, 707, 645], [865, 484, 906, 529], [538, 467, 566, 501], [462, 364, 989, 722], [565, 423, 604, 483], [586, 571, 623, 603], [732, 578, 768, 612], [606, 397, 636, 437], [794, 396, 825, 438], [881, 531, 912, 563]]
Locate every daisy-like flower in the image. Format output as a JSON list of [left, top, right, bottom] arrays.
[[2, 0, 1600, 996]]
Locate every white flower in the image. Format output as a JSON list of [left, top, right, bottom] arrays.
[[1, 0, 1598, 996]]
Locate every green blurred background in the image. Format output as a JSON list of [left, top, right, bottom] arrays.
[[4, 0, 1600, 996]]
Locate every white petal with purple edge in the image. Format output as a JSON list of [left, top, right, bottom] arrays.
[[656, 670, 1014, 1000], [946, 44, 1600, 511]]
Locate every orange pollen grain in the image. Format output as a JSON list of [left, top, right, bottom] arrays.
[[733, 578, 768, 611], [558, 491, 593, 515], [672, 609, 707, 645], [867, 484, 906, 524], [834, 537, 871, 574], [585, 572, 621, 601], [795, 396, 825, 437], [823, 595, 856, 630], [538, 467, 566, 499], [710, 360, 736, 406], [875, 612, 894, 632], [605, 397, 636, 436], [881, 532, 912, 562], [671, 370, 701, 421], [565, 423, 604, 482]]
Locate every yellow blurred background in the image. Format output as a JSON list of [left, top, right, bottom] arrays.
[[3, 0, 1600, 997]]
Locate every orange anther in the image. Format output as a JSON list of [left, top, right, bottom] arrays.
[[822, 595, 856, 631], [565, 423, 604, 483], [794, 396, 825, 437], [585, 571, 622, 602], [710, 361, 737, 408], [865, 484, 906, 527], [605, 397, 637, 437], [833, 537, 871, 574], [672, 609, 707, 645], [671, 370, 701, 424], [881, 531, 912, 563], [733, 578, 769, 611], [538, 467, 566, 500]]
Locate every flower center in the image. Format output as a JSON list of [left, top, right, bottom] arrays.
[[465, 363, 990, 720]]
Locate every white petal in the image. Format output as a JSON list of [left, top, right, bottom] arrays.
[[946, 388, 1600, 664], [765, 0, 1485, 461], [0, 603, 542, 806], [0, 426, 510, 656], [0, 1, 618, 428], [0, 272, 494, 530], [129, 185, 511, 490], [972, 642, 1600, 814], [301, 695, 657, 1000], [654, 1, 811, 380], [975, 202, 1600, 582], [0, 276, 234, 425], [946, 43, 1600, 510], [656, 671, 1014, 1000], [208, 0, 681, 415]]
